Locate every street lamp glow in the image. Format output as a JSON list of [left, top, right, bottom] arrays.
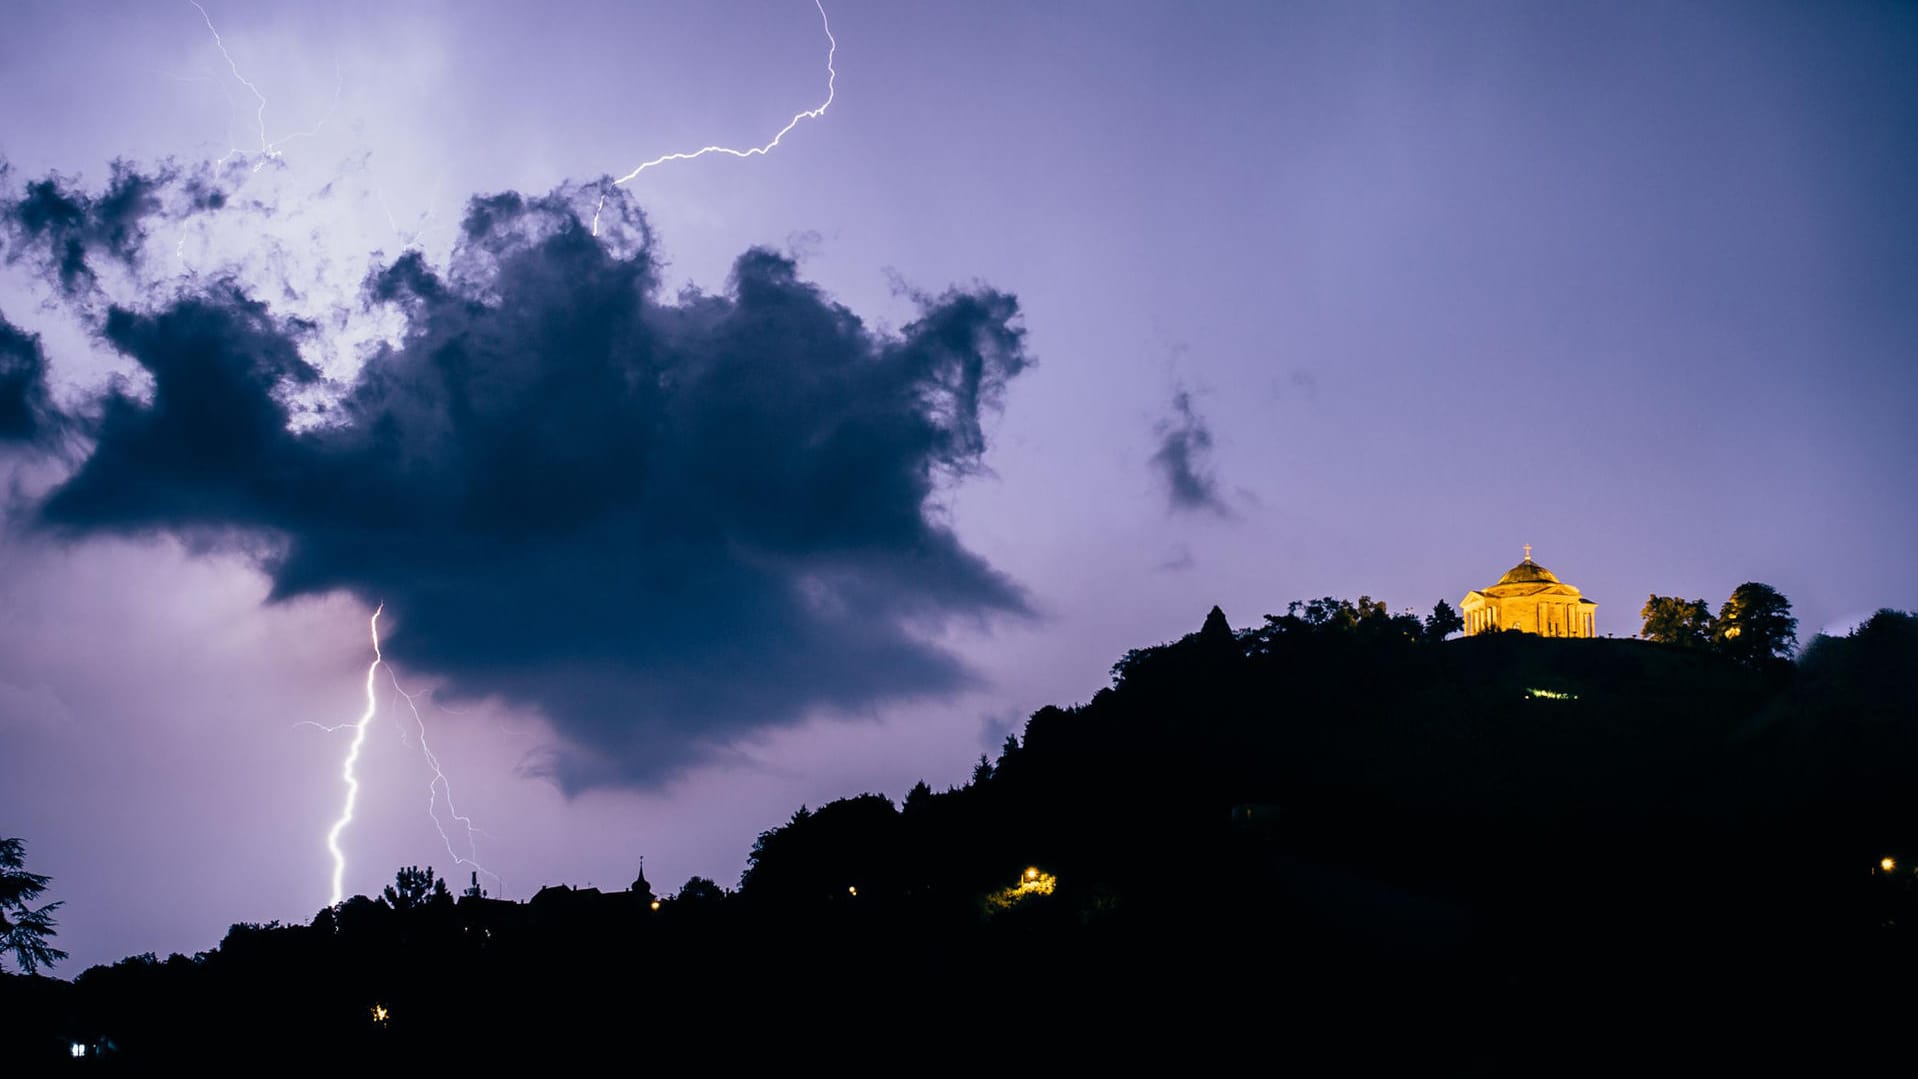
[[1882, 857, 1896, 872]]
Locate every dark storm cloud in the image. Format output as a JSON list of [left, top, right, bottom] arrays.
[[1, 160, 223, 297], [36, 186, 1031, 790], [1150, 388, 1229, 516], [0, 311, 60, 447]]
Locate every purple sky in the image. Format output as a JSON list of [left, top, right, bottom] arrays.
[[2, 0, 1914, 972]]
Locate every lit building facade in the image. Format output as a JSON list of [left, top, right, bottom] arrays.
[[1461, 546, 1597, 637]]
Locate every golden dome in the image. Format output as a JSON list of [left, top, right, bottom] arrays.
[[1496, 559, 1560, 586]]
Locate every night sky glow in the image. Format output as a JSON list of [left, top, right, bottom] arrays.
[[1, 1, 1914, 972]]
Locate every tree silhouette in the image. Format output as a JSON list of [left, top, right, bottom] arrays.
[[1198, 605, 1235, 648], [970, 754, 995, 785], [1641, 595, 1714, 647], [0, 837, 67, 974], [903, 779, 934, 814], [1800, 609, 1918, 724], [1424, 600, 1464, 642], [675, 876, 727, 906], [383, 865, 451, 912], [1715, 582, 1798, 667]]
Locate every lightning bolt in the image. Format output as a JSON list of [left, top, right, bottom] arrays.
[[308, 604, 500, 905], [373, 170, 445, 253], [592, 0, 838, 235], [324, 603, 384, 906], [386, 667, 501, 892], [190, 0, 340, 170]]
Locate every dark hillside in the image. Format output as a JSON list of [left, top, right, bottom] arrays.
[[12, 607, 1918, 1066]]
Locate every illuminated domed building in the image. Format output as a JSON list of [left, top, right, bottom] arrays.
[[1461, 546, 1597, 637]]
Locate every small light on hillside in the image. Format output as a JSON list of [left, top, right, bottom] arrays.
[[987, 867, 1058, 910], [1882, 857, 1896, 873]]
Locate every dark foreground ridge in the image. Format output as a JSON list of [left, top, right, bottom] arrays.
[[8, 602, 1918, 1066]]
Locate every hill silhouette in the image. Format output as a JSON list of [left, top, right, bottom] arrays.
[[7, 601, 1918, 1066]]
